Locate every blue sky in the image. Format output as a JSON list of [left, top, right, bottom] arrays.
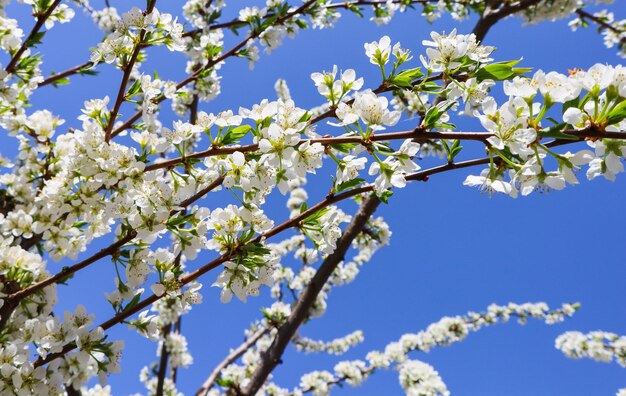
[[3, 1, 626, 395]]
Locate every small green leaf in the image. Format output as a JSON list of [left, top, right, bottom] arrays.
[[389, 67, 424, 88], [126, 79, 142, 99], [221, 124, 252, 145], [476, 60, 531, 81], [539, 123, 579, 140], [25, 31, 46, 48], [122, 293, 142, 313], [378, 190, 393, 204], [336, 178, 365, 193], [606, 100, 626, 125], [330, 143, 358, 153]]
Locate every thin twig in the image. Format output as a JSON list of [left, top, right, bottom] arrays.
[[576, 9, 626, 46], [155, 324, 172, 396], [238, 194, 382, 395], [104, 0, 157, 142], [196, 326, 270, 396], [5, 0, 62, 73]]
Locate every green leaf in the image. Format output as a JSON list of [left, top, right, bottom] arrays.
[[122, 293, 142, 313], [447, 139, 463, 162], [378, 190, 393, 204], [330, 142, 358, 153], [538, 123, 579, 140], [166, 213, 194, 228], [423, 106, 441, 129], [417, 81, 441, 94], [336, 178, 365, 193], [245, 242, 271, 255], [79, 67, 98, 76], [221, 124, 252, 145], [423, 101, 456, 129], [304, 207, 330, 224], [476, 60, 531, 81], [607, 100, 626, 125], [125, 79, 142, 99], [25, 31, 46, 48], [51, 76, 70, 87], [55, 267, 74, 285], [216, 378, 235, 388], [389, 67, 424, 88]]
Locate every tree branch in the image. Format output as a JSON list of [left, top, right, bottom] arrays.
[[472, 0, 543, 42], [155, 324, 172, 396], [576, 9, 626, 47], [196, 326, 270, 396], [4, 0, 62, 74], [29, 128, 602, 368], [103, 0, 157, 142], [237, 194, 382, 395], [143, 126, 625, 172]]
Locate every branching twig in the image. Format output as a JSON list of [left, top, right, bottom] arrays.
[[196, 326, 270, 396], [576, 9, 626, 46], [4, 0, 62, 73], [155, 324, 172, 396], [237, 194, 382, 395], [103, 0, 157, 142]]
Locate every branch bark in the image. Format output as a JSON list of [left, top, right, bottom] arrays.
[[237, 194, 381, 395], [196, 326, 270, 396], [4, 0, 62, 73], [103, 0, 157, 142], [472, 0, 543, 42]]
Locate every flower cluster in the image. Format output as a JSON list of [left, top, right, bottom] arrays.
[[280, 302, 578, 396], [556, 330, 626, 367], [0, 0, 623, 391], [464, 64, 626, 197], [90, 7, 185, 67]]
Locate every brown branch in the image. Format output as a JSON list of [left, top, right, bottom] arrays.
[[472, 0, 543, 42], [143, 126, 626, 172], [238, 194, 382, 395], [103, 0, 157, 142], [155, 324, 172, 396], [576, 9, 626, 46], [144, 127, 486, 171], [28, 125, 625, 368], [4, 0, 62, 74], [38, 61, 94, 87], [195, 326, 270, 396], [171, 317, 182, 384]]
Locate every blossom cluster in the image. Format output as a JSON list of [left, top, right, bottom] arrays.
[[556, 330, 626, 367], [276, 302, 578, 396], [0, 0, 623, 393]]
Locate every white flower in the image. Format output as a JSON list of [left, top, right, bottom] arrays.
[[336, 155, 367, 184], [420, 29, 493, 72], [364, 36, 392, 66], [351, 90, 401, 130], [464, 169, 517, 198], [369, 160, 406, 193], [398, 360, 449, 396]]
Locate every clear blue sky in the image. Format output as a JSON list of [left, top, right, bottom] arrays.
[[3, 1, 626, 395]]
